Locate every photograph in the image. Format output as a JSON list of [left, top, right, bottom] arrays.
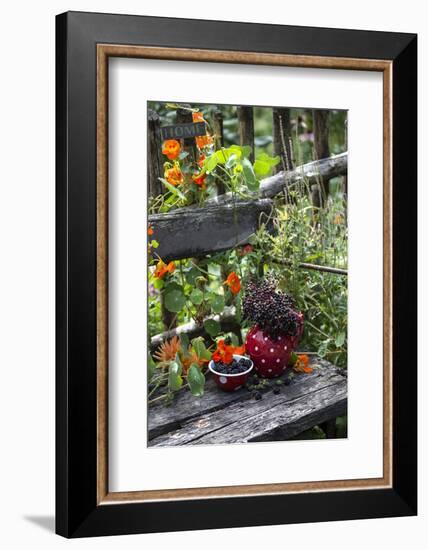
[[147, 101, 348, 447]]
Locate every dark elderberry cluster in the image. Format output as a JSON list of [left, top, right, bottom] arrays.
[[243, 279, 300, 338]]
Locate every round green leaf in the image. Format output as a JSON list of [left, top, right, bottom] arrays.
[[210, 294, 225, 314], [204, 319, 221, 338], [189, 288, 204, 305], [185, 267, 200, 285], [164, 289, 186, 313]]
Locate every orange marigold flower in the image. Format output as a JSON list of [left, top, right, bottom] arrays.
[[164, 164, 184, 187], [162, 139, 181, 160], [212, 339, 245, 365], [294, 354, 313, 374], [153, 260, 176, 279], [223, 271, 241, 294], [153, 336, 181, 363]]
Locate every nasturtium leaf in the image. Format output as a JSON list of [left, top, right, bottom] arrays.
[[210, 294, 225, 314], [175, 352, 183, 370], [187, 364, 206, 397], [335, 332, 346, 347], [150, 239, 159, 249], [241, 158, 259, 191], [203, 154, 219, 173], [164, 282, 182, 293], [229, 333, 239, 346], [179, 333, 190, 351], [168, 361, 183, 391], [185, 267, 200, 285], [225, 153, 238, 169], [153, 278, 164, 290], [164, 289, 186, 313], [238, 145, 252, 158], [148, 354, 156, 381], [189, 288, 204, 305], [253, 153, 281, 178], [204, 319, 221, 338], [191, 337, 212, 361]]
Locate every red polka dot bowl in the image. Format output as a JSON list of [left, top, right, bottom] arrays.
[[245, 318, 304, 378], [208, 354, 253, 392]]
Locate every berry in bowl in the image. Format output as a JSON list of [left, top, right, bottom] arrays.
[[208, 339, 253, 391]]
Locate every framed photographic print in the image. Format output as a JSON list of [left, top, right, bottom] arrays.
[[56, 11, 417, 538]]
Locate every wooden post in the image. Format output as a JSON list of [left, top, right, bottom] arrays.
[[273, 108, 293, 173], [147, 109, 163, 197], [176, 104, 197, 162], [237, 106, 254, 162], [312, 109, 330, 206], [213, 109, 226, 195]]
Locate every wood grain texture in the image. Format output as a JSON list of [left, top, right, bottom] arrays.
[[149, 199, 273, 261], [149, 359, 347, 446]]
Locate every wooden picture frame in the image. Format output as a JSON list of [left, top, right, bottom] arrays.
[[56, 11, 417, 538]]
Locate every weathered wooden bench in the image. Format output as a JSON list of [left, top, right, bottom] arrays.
[[148, 357, 347, 447]]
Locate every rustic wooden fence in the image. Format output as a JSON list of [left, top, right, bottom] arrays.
[[148, 106, 347, 346]]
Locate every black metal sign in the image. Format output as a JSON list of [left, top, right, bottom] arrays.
[[160, 122, 206, 141]]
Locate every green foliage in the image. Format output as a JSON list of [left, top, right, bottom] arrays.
[[148, 103, 348, 417], [204, 319, 221, 338], [164, 288, 186, 313], [191, 337, 212, 362], [187, 364, 206, 397], [168, 361, 183, 391]]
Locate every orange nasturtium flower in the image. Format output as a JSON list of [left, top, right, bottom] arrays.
[[192, 111, 205, 123], [192, 112, 213, 149], [162, 139, 181, 160], [192, 172, 206, 188], [195, 134, 214, 150], [147, 224, 154, 236], [223, 271, 241, 294], [164, 164, 184, 187], [212, 339, 246, 364], [153, 259, 176, 279], [293, 354, 313, 374]]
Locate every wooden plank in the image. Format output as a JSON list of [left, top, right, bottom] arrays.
[[148, 375, 250, 440], [149, 199, 273, 262], [207, 152, 347, 206], [148, 359, 347, 445], [159, 122, 206, 141]]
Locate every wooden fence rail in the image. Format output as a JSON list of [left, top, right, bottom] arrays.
[[206, 151, 347, 205], [150, 199, 273, 262], [149, 152, 347, 262]]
